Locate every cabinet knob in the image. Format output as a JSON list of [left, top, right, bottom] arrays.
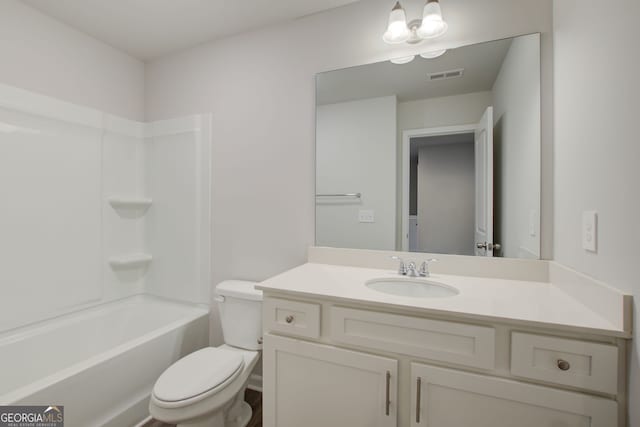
[[557, 359, 570, 371], [285, 315, 294, 324]]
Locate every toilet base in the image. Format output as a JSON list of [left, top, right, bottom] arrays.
[[226, 401, 252, 427], [176, 399, 252, 427]]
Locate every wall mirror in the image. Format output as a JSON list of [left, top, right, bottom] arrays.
[[315, 33, 541, 259]]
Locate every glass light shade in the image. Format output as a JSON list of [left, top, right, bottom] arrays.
[[417, 0, 448, 39], [419, 49, 447, 59], [390, 55, 415, 65], [383, 2, 410, 44]]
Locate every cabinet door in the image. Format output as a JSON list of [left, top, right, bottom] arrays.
[[263, 334, 398, 427], [410, 363, 617, 427]]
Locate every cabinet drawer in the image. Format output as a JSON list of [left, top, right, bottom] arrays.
[[264, 297, 321, 339], [330, 307, 495, 370], [511, 332, 618, 394]]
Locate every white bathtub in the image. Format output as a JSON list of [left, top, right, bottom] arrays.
[[0, 295, 209, 427]]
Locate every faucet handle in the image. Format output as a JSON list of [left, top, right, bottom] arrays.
[[419, 258, 438, 277], [390, 255, 407, 275]]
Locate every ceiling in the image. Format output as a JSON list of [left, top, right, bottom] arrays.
[[316, 38, 512, 105], [23, 0, 359, 60]]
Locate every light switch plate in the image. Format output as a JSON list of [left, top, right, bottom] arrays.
[[582, 211, 597, 252], [358, 210, 375, 223]]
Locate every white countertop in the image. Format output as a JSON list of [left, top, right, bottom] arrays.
[[258, 262, 629, 338]]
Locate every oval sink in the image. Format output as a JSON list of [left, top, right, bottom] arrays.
[[365, 278, 459, 298]]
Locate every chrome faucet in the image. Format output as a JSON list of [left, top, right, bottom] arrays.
[[391, 256, 437, 277], [407, 261, 418, 277], [418, 258, 438, 277]]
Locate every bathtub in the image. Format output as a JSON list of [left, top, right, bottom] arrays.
[[0, 295, 209, 427]]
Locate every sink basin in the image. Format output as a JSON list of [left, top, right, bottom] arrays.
[[365, 278, 459, 298]]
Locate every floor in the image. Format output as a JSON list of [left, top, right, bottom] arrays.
[[144, 389, 262, 427]]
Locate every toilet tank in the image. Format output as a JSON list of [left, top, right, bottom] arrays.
[[215, 280, 263, 351]]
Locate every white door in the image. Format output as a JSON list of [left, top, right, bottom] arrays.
[[474, 106, 494, 256], [263, 334, 398, 427], [410, 363, 617, 427]]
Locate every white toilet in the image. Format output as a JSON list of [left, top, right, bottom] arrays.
[[149, 280, 262, 427]]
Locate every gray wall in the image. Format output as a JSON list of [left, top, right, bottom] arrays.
[[143, 0, 554, 343], [553, 1, 640, 424], [492, 34, 541, 259], [398, 91, 493, 247], [417, 141, 475, 255], [0, 0, 145, 120], [316, 96, 397, 250]]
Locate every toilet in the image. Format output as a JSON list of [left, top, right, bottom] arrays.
[[149, 280, 262, 427]]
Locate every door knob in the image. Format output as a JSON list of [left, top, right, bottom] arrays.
[[285, 315, 294, 324], [476, 242, 501, 251]]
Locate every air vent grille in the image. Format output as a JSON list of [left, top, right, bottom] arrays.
[[428, 68, 464, 81]]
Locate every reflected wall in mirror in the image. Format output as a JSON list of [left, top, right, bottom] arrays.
[[315, 33, 541, 259]]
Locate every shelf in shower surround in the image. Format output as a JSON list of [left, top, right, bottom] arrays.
[[108, 253, 152, 269], [108, 197, 152, 210]]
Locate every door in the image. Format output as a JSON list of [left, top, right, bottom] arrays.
[[263, 334, 398, 427], [474, 106, 494, 256], [410, 363, 617, 427]]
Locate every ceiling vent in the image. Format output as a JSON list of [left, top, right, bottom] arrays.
[[428, 68, 464, 81]]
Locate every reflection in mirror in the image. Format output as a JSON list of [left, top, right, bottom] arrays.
[[315, 33, 541, 259]]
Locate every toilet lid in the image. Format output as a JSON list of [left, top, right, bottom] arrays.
[[153, 347, 244, 402]]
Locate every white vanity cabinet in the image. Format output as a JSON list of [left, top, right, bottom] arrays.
[[262, 296, 626, 427], [410, 363, 617, 427], [263, 334, 398, 427]]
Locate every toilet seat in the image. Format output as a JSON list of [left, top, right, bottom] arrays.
[[153, 347, 245, 404]]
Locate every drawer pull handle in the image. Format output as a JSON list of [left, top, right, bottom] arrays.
[[557, 359, 571, 371], [416, 376, 422, 423], [385, 371, 391, 416], [285, 315, 295, 324]]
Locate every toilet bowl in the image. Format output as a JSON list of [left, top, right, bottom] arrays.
[[149, 280, 262, 427]]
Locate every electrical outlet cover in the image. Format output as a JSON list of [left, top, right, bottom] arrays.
[[358, 210, 375, 223], [582, 211, 597, 252]]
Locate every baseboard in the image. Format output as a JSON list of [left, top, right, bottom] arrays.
[[133, 415, 152, 427]]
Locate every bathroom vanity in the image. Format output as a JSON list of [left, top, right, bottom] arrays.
[[258, 248, 631, 427]]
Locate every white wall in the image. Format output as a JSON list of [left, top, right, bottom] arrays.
[[492, 34, 541, 259], [144, 116, 212, 305], [316, 96, 396, 250], [144, 0, 553, 342], [101, 118, 147, 302], [0, 84, 211, 332], [0, 85, 147, 332], [417, 141, 475, 255], [0, 92, 103, 332], [553, 1, 640, 424], [0, 0, 144, 120]]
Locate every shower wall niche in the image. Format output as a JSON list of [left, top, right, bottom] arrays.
[[0, 84, 211, 333]]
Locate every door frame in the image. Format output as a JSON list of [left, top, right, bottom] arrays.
[[401, 124, 477, 251]]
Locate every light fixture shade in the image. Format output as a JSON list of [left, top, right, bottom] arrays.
[[390, 55, 415, 65], [420, 49, 447, 59], [417, 0, 448, 39], [383, 2, 410, 44]]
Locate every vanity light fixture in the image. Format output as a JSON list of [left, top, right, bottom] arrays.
[[417, 0, 448, 39], [419, 48, 447, 59], [390, 55, 416, 64], [382, 2, 410, 44], [383, 0, 448, 46]]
